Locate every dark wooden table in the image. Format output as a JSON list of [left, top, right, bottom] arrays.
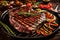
[[0, 1, 60, 40]]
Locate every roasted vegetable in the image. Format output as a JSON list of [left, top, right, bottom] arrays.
[[40, 29, 48, 36], [44, 23, 54, 30], [1, 1, 8, 6], [36, 9, 46, 13], [36, 29, 48, 36], [43, 26, 48, 32], [0, 21, 16, 36], [43, 25, 52, 34], [40, 28, 48, 34]]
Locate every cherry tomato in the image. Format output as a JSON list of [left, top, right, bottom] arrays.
[[38, 3, 52, 10], [48, 7, 53, 10], [26, 3, 32, 7], [46, 5, 51, 9], [43, 5, 47, 8], [38, 4, 44, 8], [48, 3, 52, 7], [45, 5, 53, 10]]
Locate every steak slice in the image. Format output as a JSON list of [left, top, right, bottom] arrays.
[[9, 7, 46, 34]]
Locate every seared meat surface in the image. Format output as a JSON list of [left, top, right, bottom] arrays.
[[9, 7, 46, 33]]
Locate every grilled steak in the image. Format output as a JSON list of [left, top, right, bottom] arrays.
[[9, 7, 46, 34]]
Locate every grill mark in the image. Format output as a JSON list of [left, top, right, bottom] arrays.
[[22, 15, 41, 28], [11, 17, 24, 29], [44, 24, 54, 30], [14, 15, 36, 30], [24, 15, 40, 25], [14, 18, 35, 31], [24, 18, 35, 24], [21, 19, 36, 28], [34, 13, 46, 26], [10, 17, 31, 33], [34, 16, 41, 26], [16, 16, 39, 27]]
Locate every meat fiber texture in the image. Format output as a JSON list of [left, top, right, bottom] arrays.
[[8, 8, 46, 34]]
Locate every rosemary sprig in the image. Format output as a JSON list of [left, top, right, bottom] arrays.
[[17, 11, 37, 17]]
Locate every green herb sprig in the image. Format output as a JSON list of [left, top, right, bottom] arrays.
[[0, 21, 16, 36]]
